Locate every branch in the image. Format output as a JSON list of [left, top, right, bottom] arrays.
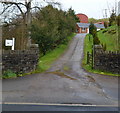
[[0, 4, 13, 15], [31, 6, 41, 11], [0, 1, 26, 16]]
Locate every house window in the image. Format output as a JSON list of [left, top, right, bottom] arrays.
[[82, 28, 86, 31]]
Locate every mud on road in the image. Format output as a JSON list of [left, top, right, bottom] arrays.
[[3, 34, 118, 106]]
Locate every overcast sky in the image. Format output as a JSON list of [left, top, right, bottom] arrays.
[[0, 0, 119, 20], [55, 0, 119, 19]]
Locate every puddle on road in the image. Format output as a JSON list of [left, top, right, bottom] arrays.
[[47, 71, 77, 80]]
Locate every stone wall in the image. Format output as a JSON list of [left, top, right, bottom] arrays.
[[2, 49, 39, 74], [94, 45, 120, 74]]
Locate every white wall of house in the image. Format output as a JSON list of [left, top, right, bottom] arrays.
[[87, 28, 89, 33]]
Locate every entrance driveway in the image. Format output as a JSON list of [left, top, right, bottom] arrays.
[[2, 34, 118, 106]]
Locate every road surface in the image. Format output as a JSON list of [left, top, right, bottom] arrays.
[[2, 34, 118, 107]]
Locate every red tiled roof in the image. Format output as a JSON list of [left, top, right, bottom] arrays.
[[76, 13, 88, 23]]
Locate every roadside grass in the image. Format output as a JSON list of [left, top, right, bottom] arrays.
[[3, 33, 76, 79], [97, 25, 119, 51], [82, 33, 119, 77], [2, 70, 17, 79]]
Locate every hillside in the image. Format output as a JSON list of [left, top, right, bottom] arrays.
[[97, 25, 119, 51]]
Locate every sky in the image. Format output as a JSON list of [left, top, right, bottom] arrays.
[[55, 0, 119, 19], [0, 0, 119, 20]]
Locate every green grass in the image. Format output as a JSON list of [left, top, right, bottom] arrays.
[[2, 70, 17, 79], [37, 44, 67, 72], [82, 33, 119, 76], [97, 25, 119, 51]]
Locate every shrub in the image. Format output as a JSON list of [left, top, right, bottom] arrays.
[[102, 29, 108, 33], [93, 36, 100, 45], [108, 29, 116, 34], [89, 23, 97, 36]]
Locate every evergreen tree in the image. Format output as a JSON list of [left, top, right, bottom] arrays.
[[89, 23, 100, 45], [109, 9, 116, 26], [104, 21, 108, 28], [89, 23, 97, 36]]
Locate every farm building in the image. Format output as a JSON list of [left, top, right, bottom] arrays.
[[76, 13, 88, 23], [76, 13, 105, 33]]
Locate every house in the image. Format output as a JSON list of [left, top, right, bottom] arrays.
[[76, 23, 90, 33], [76, 23, 105, 33], [76, 13, 105, 33]]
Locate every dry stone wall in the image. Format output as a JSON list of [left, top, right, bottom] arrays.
[[94, 45, 120, 74], [2, 49, 39, 74]]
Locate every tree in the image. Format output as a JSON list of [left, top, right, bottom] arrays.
[[89, 23, 100, 45], [104, 21, 108, 28], [31, 5, 77, 55], [89, 23, 97, 36], [116, 14, 120, 26], [109, 9, 116, 26], [0, 0, 34, 49]]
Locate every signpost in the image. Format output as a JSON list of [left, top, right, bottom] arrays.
[[5, 38, 15, 50]]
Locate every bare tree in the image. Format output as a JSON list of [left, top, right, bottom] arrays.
[[0, 0, 33, 48]]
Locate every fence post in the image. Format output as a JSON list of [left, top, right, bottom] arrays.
[[87, 51, 89, 64], [91, 45, 94, 69]]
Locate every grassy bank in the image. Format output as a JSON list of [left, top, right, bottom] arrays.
[[82, 33, 119, 76], [97, 25, 119, 51]]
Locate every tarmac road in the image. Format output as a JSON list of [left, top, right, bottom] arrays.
[[2, 34, 118, 106]]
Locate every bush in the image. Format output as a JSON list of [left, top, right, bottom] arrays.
[[102, 29, 108, 33], [108, 29, 116, 34], [89, 23, 97, 36], [3, 70, 17, 79], [93, 36, 100, 45]]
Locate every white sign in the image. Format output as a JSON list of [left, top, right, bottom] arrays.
[[5, 38, 15, 50], [5, 40, 13, 46]]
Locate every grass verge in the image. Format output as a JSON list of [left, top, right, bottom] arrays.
[[82, 34, 119, 77]]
